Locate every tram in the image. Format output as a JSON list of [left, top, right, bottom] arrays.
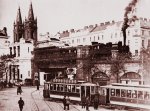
[[100, 83, 150, 109], [43, 79, 99, 104]]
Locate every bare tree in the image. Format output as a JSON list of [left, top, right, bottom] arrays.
[[110, 53, 131, 83]]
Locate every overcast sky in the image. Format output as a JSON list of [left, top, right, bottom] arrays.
[[0, 0, 150, 38]]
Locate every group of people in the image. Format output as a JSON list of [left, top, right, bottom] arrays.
[[62, 94, 99, 111], [63, 95, 70, 110], [81, 94, 99, 111]]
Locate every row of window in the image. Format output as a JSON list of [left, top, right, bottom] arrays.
[[9, 46, 30, 57], [111, 88, 150, 100]]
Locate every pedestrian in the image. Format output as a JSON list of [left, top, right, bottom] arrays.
[[63, 95, 66, 110], [93, 94, 99, 110], [86, 96, 90, 111], [66, 96, 70, 110], [17, 85, 22, 95], [81, 95, 86, 108], [37, 81, 39, 90], [18, 97, 24, 111]]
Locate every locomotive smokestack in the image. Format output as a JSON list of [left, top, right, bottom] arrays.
[[122, 0, 138, 46], [122, 18, 129, 46]]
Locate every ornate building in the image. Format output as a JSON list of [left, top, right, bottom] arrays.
[[8, 3, 37, 84]]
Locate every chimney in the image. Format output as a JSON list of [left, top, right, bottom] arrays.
[[89, 25, 93, 28], [100, 23, 104, 26], [105, 21, 110, 25], [122, 18, 129, 46], [112, 20, 115, 24], [70, 29, 75, 33], [84, 26, 89, 30]]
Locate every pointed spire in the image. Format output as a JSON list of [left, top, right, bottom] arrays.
[[28, 2, 34, 21], [16, 6, 22, 24]]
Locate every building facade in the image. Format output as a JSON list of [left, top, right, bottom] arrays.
[[59, 18, 150, 57], [8, 3, 37, 83]]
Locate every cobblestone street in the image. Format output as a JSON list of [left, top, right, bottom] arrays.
[[0, 86, 114, 111]]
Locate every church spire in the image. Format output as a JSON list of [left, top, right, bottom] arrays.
[[16, 7, 22, 24], [28, 2, 34, 21]]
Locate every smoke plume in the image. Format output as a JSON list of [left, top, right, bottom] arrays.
[[122, 0, 138, 46]]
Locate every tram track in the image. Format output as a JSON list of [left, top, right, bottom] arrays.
[[38, 90, 80, 111], [31, 90, 40, 111]]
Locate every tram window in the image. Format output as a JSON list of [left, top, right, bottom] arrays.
[[60, 85, 64, 91], [64, 85, 67, 92], [132, 90, 137, 98], [76, 85, 80, 93], [72, 85, 76, 93], [68, 85, 71, 92], [57, 84, 60, 91], [111, 89, 115, 96], [144, 91, 150, 100], [138, 91, 143, 99], [54, 84, 56, 91], [50, 84, 53, 90], [91, 86, 95, 94], [116, 89, 120, 97], [127, 90, 131, 98], [121, 89, 126, 97]]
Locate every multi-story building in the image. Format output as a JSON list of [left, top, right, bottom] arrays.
[[59, 18, 150, 57], [0, 27, 10, 56], [0, 27, 10, 81], [8, 3, 37, 83]]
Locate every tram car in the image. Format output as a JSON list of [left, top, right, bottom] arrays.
[[43, 79, 99, 104], [100, 83, 150, 110]]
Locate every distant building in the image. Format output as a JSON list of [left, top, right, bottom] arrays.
[[8, 3, 37, 83], [59, 18, 150, 57], [0, 27, 10, 56]]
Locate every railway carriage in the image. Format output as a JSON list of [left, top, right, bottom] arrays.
[[100, 83, 150, 110], [43, 79, 99, 104]]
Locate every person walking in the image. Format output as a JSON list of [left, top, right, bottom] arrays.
[[93, 94, 99, 110], [17, 85, 22, 95], [63, 95, 67, 110], [86, 96, 90, 111], [66, 96, 70, 110], [81, 95, 86, 108], [18, 97, 24, 111]]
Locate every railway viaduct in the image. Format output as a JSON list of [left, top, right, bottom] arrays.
[[32, 43, 149, 85]]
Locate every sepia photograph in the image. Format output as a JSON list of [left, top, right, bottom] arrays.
[[0, 0, 150, 110]]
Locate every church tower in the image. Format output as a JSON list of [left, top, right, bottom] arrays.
[[13, 7, 24, 43], [24, 3, 37, 45]]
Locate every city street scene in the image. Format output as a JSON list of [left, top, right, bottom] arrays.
[[1, 0, 150, 110]]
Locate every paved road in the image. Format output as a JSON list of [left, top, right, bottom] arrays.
[[0, 86, 114, 111]]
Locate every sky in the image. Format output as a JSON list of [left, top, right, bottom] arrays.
[[0, 0, 150, 40]]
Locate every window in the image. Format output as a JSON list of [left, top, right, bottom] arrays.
[[102, 35, 104, 40], [28, 71, 30, 76], [142, 30, 144, 36], [148, 40, 150, 47], [90, 37, 91, 41], [28, 47, 29, 53], [128, 40, 130, 45], [83, 38, 86, 42], [128, 30, 130, 36], [77, 39, 80, 43], [98, 36, 100, 40], [142, 40, 144, 47], [18, 46, 20, 57], [115, 33, 117, 38], [135, 50, 138, 56], [72, 40, 74, 44], [111, 89, 115, 96], [111, 33, 113, 38], [121, 90, 126, 97], [94, 36, 95, 41]]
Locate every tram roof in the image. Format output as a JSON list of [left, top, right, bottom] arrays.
[[80, 82, 98, 86], [101, 84, 150, 92]]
